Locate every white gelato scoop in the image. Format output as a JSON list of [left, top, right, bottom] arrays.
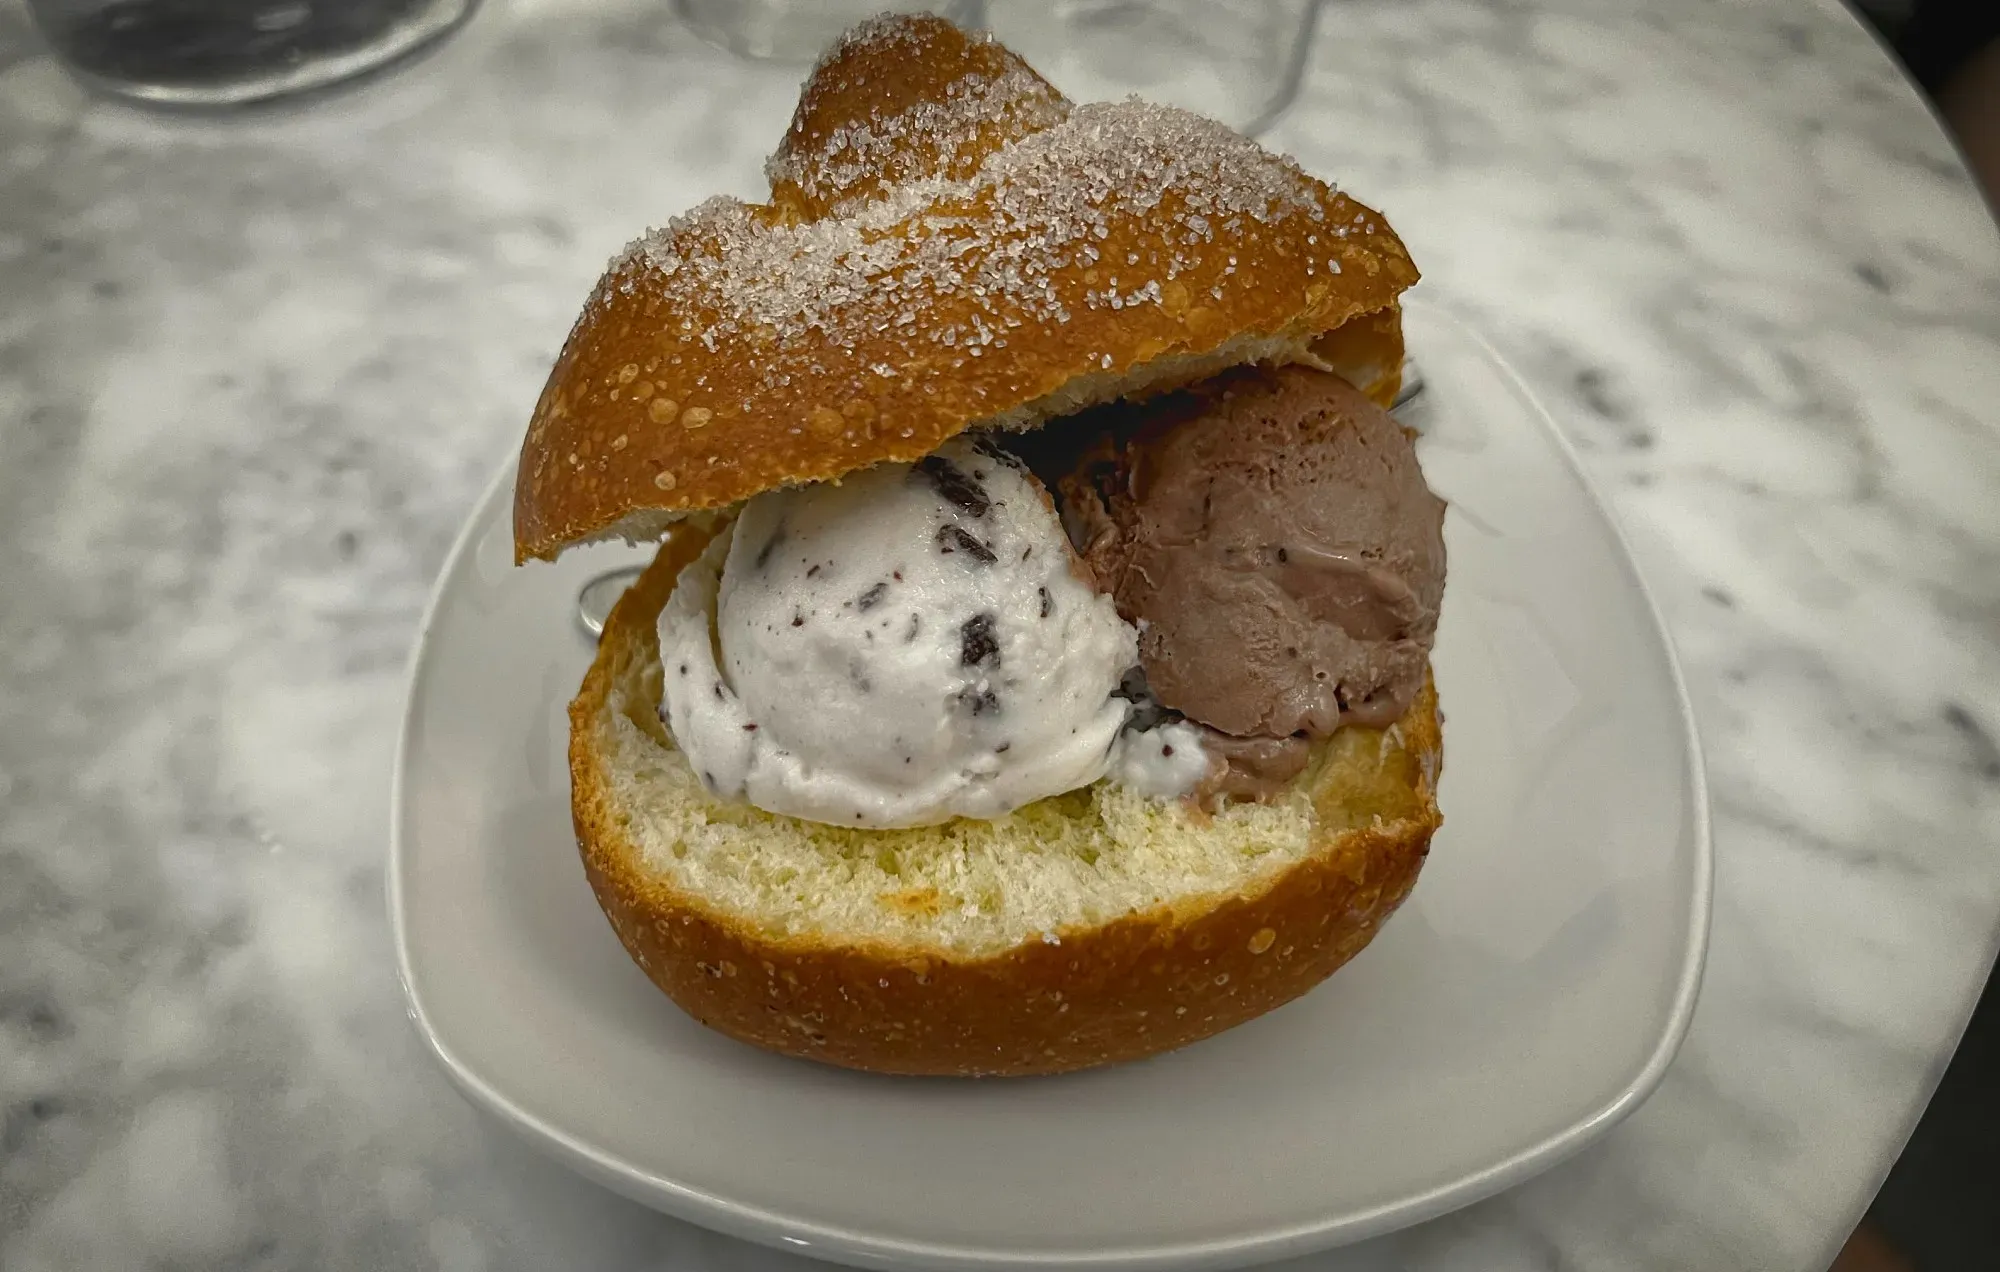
[[657, 437, 1143, 828]]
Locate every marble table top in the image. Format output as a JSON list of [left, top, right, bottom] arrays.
[[3, 0, 1999, 1268]]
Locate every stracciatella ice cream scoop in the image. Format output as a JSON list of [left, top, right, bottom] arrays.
[[657, 436, 1162, 828]]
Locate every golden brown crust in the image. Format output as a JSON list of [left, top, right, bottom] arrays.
[[567, 536, 1443, 1077], [767, 16, 1067, 218], [513, 15, 1418, 562]]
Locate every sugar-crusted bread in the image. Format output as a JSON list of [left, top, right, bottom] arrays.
[[569, 530, 1442, 1076], [512, 15, 1418, 562]]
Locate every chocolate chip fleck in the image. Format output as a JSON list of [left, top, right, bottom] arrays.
[[996, 742, 1011, 753], [856, 581, 889, 611], [743, 723, 758, 731], [1038, 586, 1053, 618], [1162, 744, 1175, 757], [1276, 546, 1289, 563], [714, 683, 725, 700], [906, 613, 921, 642], [792, 612, 805, 627], [753, 523, 786, 570], [918, 455, 991, 516], [806, 563, 821, 578], [937, 524, 997, 563], [960, 612, 1000, 667]]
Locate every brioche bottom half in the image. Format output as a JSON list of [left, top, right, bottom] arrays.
[[569, 527, 1442, 1076]]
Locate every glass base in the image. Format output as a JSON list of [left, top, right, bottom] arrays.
[[28, 0, 480, 109]]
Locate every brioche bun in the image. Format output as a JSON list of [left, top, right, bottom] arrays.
[[512, 15, 1417, 562], [526, 14, 1443, 1076]]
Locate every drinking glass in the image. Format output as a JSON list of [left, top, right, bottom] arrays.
[[978, 0, 1321, 135], [676, 0, 1319, 136], [674, 0, 980, 65], [24, 0, 481, 108]]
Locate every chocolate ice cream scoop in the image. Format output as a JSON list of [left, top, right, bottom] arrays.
[[1050, 363, 1446, 752]]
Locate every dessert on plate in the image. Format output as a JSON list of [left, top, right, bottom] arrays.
[[512, 14, 1446, 1076]]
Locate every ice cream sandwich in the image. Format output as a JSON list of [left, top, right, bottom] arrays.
[[513, 15, 1445, 1076]]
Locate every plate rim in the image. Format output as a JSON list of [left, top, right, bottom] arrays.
[[387, 300, 1715, 1271]]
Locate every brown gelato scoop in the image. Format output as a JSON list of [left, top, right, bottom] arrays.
[[1047, 363, 1446, 797]]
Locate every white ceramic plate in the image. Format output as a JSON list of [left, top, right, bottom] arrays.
[[390, 299, 1711, 1272]]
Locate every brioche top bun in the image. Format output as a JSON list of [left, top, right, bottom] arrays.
[[513, 14, 1418, 563]]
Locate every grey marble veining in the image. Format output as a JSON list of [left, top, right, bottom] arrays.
[[2, 1, 1998, 1269]]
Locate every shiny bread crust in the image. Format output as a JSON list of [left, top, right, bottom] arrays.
[[514, 15, 1417, 562], [567, 535, 1443, 1077]]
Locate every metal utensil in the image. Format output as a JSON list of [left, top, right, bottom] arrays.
[[1392, 356, 1425, 410], [577, 565, 646, 639], [573, 359, 1430, 638]]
